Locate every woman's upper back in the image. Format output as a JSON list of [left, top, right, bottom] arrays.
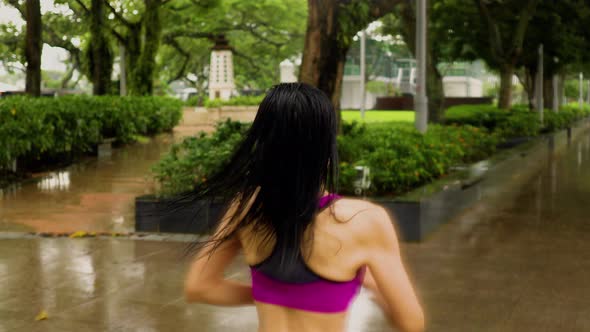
[[239, 196, 379, 284]]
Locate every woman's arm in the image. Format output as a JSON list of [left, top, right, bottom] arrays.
[[184, 199, 254, 306], [184, 234, 253, 306], [360, 207, 425, 332]]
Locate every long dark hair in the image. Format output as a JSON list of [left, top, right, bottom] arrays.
[[184, 83, 339, 270]]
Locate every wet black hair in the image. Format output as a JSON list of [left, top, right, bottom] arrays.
[[184, 82, 339, 270]]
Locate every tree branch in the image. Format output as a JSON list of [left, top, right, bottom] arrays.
[[73, 0, 91, 15], [163, 37, 191, 83], [368, 0, 403, 20], [509, 0, 540, 57], [164, 30, 215, 40], [232, 49, 264, 73], [103, 0, 133, 28], [474, 0, 504, 62], [5, 0, 25, 18]]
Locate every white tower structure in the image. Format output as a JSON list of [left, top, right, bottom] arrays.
[[209, 35, 235, 101]]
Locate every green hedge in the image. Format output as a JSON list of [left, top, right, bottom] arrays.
[[337, 122, 498, 195], [152, 120, 249, 196], [444, 104, 590, 139], [153, 103, 590, 197], [152, 120, 499, 197], [204, 95, 264, 108], [0, 95, 182, 169]]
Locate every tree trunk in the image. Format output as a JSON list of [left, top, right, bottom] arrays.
[[129, 0, 161, 96], [520, 67, 535, 110], [299, 0, 400, 128], [125, 23, 143, 95], [89, 0, 113, 95], [299, 0, 347, 127], [25, 0, 42, 97], [60, 65, 75, 89], [498, 63, 515, 109], [426, 54, 444, 123], [542, 76, 553, 111]]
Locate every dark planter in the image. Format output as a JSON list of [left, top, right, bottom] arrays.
[[496, 136, 534, 149], [135, 195, 225, 234], [372, 178, 481, 242], [135, 118, 590, 240]]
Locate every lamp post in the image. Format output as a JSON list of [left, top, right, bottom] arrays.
[[552, 57, 558, 113], [536, 44, 543, 124], [360, 29, 367, 119], [414, 0, 428, 133], [119, 42, 127, 96], [579, 72, 584, 110]]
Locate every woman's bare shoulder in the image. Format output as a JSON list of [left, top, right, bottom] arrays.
[[330, 197, 399, 252], [330, 198, 393, 226]]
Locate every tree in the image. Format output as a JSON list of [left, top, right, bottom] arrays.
[[88, 0, 114, 95], [438, 0, 539, 109], [517, 0, 590, 108], [299, 0, 401, 121], [24, 0, 42, 96], [0, 23, 22, 73], [159, 0, 306, 91], [100, 0, 165, 95], [2, 1, 87, 91], [380, 3, 446, 123]]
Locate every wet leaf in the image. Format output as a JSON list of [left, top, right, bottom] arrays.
[[69, 231, 89, 238], [35, 310, 48, 321]]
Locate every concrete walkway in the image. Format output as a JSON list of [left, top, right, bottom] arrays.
[[2, 129, 590, 331]]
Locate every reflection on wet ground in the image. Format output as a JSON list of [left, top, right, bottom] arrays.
[[1, 132, 590, 331], [0, 125, 212, 234]]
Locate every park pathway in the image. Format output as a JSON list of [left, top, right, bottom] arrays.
[[0, 119, 212, 234], [0, 127, 589, 331]]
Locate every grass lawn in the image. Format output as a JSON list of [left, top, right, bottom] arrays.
[[341, 110, 415, 123]]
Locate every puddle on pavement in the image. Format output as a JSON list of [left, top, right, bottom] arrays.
[[0, 128, 209, 233]]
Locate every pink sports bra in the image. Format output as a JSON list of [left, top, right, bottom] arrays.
[[250, 194, 366, 313]]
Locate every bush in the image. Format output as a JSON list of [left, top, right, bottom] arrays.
[[445, 104, 541, 139], [0, 95, 182, 169], [153, 101, 590, 198], [337, 122, 498, 195], [444, 104, 505, 130], [204, 95, 264, 108], [496, 111, 540, 138], [543, 105, 590, 132], [153, 120, 499, 197], [151, 120, 249, 196]]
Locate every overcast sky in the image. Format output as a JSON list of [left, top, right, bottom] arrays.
[[0, 1, 68, 73]]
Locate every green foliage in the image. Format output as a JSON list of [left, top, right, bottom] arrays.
[[445, 104, 540, 138], [0, 96, 182, 168], [152, 119, 249, 196], [160, 0, 306, 90], [544, 105, 590, 132], [337, 122, 498, 195], [185, 95, 203, 107], [152, 119, 499, 197], [204, 95, 264, 108], [445, 103, 590, 140], [495, 112, 540, 138], [444, 104, 506, 129]]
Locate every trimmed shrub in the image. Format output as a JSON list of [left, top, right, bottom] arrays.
[[153, 120, 499, 197], [0, 95, 182, 169], [151, 120, 249, 196], [204, 95, 264, 108]]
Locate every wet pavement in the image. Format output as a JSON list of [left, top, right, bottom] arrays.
[[1, 128, 590, 331], [0, 124, 213, 234]]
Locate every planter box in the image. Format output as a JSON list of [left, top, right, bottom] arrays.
[[135, 195, 225, 234], [135, 118, 590, 240]]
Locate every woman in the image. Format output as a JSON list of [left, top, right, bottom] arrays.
[[184, 83, 424, 332]]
